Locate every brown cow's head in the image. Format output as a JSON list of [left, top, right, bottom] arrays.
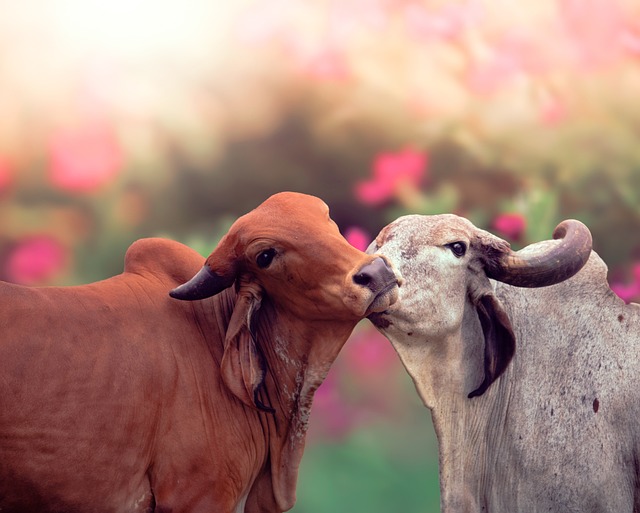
[[169, 191, 399, 510]]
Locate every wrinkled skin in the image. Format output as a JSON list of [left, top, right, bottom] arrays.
[[0, 192, 399, 513], [369, 214, 640, 513]]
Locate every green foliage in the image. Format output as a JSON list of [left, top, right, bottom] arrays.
[[294, 425, 440, 513]]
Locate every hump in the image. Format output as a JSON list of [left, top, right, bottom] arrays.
[[124, 238, 205, 285], [497, 250, 619, 316]]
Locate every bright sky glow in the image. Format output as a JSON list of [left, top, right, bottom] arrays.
[[0, 0, 242, 70], [0, 0, 248, 152], [49, 0, 229, 61]]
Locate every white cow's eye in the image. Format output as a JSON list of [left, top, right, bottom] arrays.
[[256, 248, 277, 268], [446, 242, 467, 258]]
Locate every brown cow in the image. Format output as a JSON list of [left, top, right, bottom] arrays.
[[0, 192, 399, 513]]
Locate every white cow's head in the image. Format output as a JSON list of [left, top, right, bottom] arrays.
[[368, 214, 592, 399]]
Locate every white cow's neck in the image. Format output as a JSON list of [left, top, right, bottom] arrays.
[[387, 299, 514, 513]]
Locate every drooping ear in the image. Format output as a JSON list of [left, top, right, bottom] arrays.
[[169, 234, 239, 300], [220, 282, 275, 413], [468, 292, 516, 398]]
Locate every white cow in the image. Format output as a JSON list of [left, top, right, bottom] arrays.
[[368, 214, 640, 513]]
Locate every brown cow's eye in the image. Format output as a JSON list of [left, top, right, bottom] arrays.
[[446, 242, 467, 258], [256, 248, 277, 269]]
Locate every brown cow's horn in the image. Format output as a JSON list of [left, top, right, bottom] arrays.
[[486, 219, 592, 288], [169, 265, 235, 300]]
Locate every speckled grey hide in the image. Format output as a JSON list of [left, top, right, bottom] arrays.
[[368, 214, 640, 513]]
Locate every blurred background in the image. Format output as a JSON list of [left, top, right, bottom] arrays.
[[2, 0, 640, 511]]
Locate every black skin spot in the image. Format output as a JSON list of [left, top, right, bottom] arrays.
[[370, 314, 392, 329], [593, 398, 599, 413], [401, 247, 418, 260], [618, 314, 625, 322], [407, 332, 413, 337]]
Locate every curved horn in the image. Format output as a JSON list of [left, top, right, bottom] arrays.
[[486, 219, 592, 288], [169, 265, 235, 300]]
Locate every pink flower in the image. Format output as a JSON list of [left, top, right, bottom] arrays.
[[621, 27, 640, 57], [310, 371, 354, 440], [611, 262, 640, 304], [466, 53, 522, 96], [48, 121, 123, 193], [4, 236, 68, 286], [466, 30, 554, 96], [557, 0, 627, 69], [492, 213, 526, 241], [610, 282, 640, 304], [282, 26, 352, 82], [343, 327, 397, 377], [355, 148, 427, 206], [344, 226, 371, 252], [308, 326, 402, 441], [296, 48, 351, 81]]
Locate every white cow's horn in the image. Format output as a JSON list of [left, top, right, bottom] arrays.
[[486, 219, 593, 288]]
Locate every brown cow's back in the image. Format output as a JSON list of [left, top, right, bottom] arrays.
[[0, 239, 266, 512]]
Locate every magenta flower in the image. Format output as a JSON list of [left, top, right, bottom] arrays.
[[492, 213, 526, 241], [309, 371, 354, 441], [610, 282, 640, 304], [344, 226, 371, 252], [4, 236, 68, 286], [355, 148, 427, 206], [309, 326, 402, 441], [343, 327, 397, 377], [611, 263, 640, 304], [48, 122, 123, 193]]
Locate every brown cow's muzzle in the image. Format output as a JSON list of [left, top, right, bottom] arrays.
[[354, 257, 400, 315]]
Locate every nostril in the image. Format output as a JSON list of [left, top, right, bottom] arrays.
[[353, 272, 372, 286], [353, 257, 396, 292]]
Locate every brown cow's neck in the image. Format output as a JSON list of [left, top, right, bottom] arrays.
[[256, 300, 355, 511], [195, 289, 356, 512]]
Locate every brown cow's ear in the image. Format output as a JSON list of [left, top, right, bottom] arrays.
[[221, 283, 274, 413], [468, 292, 515, 398]]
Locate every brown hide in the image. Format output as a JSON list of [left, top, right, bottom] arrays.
[[0, 192, 399, 513]]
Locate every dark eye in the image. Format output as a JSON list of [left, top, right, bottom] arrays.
[[446, 242, 467, 258], [256, 248, 277, 269]]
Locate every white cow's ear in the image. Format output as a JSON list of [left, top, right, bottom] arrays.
[[468, 292, 515, 398], [221, 281, 274, 413]]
